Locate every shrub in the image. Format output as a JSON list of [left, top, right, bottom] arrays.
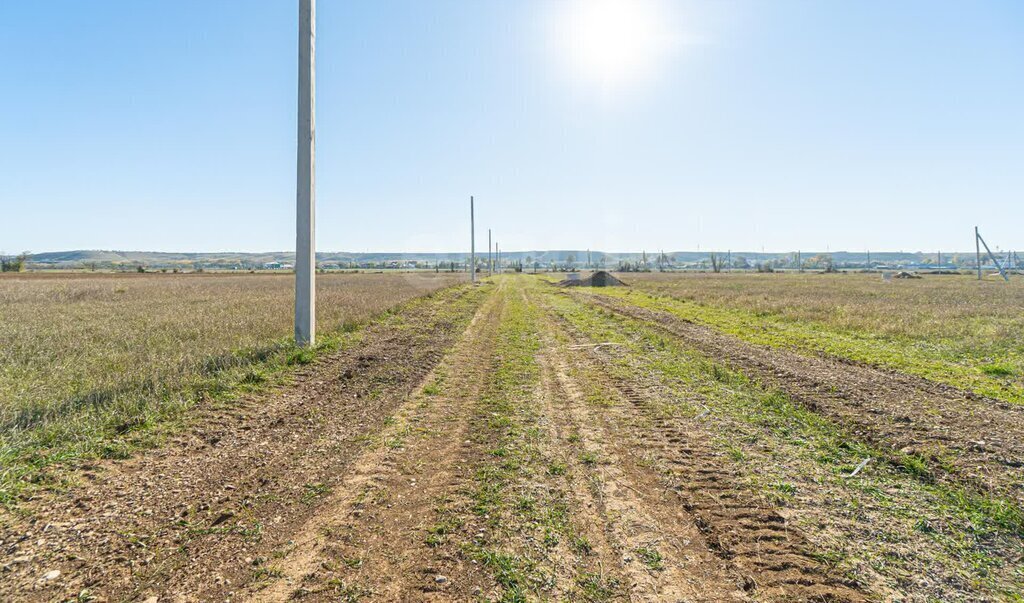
[[0, 252, 27, 273]]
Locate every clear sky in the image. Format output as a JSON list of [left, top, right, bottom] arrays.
[[1, 1, 1022, 254]]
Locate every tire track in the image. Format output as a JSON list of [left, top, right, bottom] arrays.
[[534, 313, 748, 602], [544, 292, 868, 603], [245, 283, 505, 602], [581, 291, 1024, 504], [531, 314, 631, 600]]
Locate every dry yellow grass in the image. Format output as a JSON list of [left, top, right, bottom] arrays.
[[628, 271, 1024, 343], [619, 271, 1024, 401], [0, 271, 465, 500]]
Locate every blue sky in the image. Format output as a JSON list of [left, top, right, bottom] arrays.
[[1, 0, 1022, 254]]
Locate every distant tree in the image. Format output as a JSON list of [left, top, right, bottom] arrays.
[[806, 254, 833, 271], [1, 251, 28, 273], [709, 253, 724, 273]]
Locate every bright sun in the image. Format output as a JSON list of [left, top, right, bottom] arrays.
[[554, 0, 678, 90]]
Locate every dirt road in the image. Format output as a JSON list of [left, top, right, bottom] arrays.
[[2, 276, 1020, 602]]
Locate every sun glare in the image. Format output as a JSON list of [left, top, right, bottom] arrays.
[[554, 0, 678, 90]]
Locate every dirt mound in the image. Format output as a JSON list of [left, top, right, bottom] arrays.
[[558, 270, 627, 287]]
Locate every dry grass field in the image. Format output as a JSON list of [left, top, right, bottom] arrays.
[[0, 272, 464, 501], [1, 273, 1021, 602], [619, 272, 1024, 404]]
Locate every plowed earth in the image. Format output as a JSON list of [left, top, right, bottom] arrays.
[[1, 276, 1020, 602]]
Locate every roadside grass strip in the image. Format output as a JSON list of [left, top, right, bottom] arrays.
[[546, 290, 1024, 602], [585, 286, 1024, 406]]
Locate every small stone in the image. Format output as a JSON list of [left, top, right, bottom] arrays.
[[434, 575, 448, 584], [142, 597, 159, 603], [41, 569, 61, 581]]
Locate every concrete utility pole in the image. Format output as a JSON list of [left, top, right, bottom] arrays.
[[976, 227, 1009, 282], [976, 226, 982, 280], [295, 0, 316, 346], [470, 196, 476, 284], [488, 229, 493, 276]]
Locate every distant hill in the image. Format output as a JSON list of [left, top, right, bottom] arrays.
[[22, 249, 979, 271]]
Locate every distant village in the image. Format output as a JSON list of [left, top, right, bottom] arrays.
[[9, 249, 1020, 274]]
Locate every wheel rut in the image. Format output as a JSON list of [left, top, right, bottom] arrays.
[[245, 283, 506, 602], [535, 315, 748, 602], [582, 292, 1024, 503], [543, 293, 869, 603]]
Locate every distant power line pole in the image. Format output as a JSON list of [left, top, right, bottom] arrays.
[[975, 226, 982, 280], [976, 226, 1009, 282], [470, 196, 476, 284], [295, 0, 316, 347], [488, 229, 493, 276]]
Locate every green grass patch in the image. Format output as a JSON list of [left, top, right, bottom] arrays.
[[587, 286, 1024, 405], [455, 278, 619, 601], [635, 545, 664, 571]]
